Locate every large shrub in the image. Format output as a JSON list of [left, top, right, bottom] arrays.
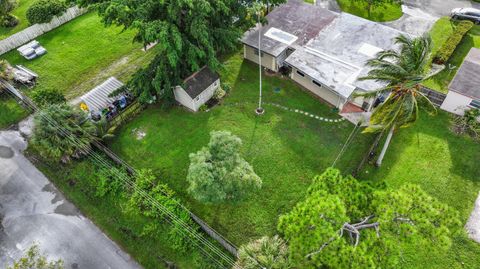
[[0, 0, 18, 27], [187, 130, 262, 203], [433, 20, 474, 64], [31, 88, 66, 107], [26, 0, 67, 25]]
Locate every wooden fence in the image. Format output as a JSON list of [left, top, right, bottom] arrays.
[[0, 6, 87, 55]]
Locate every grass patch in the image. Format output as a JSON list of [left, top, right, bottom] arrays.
[[0, 0, 36, 40], [31, 153, 210, 269], [0, 93, 28, 129], [360, 112, 480, 268], [2, 12, 156, 100], [107, 51, 373, 245], [336, 0, 403, 22], [423, 18, 480, 93]]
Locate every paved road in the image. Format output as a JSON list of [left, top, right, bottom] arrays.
[[315, 0, 480, 36], [402, 0, 480, 17], [0, 131, 142, 269]]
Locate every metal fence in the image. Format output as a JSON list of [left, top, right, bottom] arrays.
[[420, 86, 447, 107], [0, 6, 87, 55]]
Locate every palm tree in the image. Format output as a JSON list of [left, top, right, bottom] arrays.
[[360, 34, 437, 167]]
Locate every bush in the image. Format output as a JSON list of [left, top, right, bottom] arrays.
[[26, 0, 67, 25], [31, 88, 66, 107], [0, 0, 18, 27], [433, 20, 474, 64], [213, 87, 226, 101], [451, 108, 480, 140], [221, 83, 231, 93], [1, 14, 19, 27]]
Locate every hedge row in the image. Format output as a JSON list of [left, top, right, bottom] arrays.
[[26, 0, 67, 25], [433, 20, 474, 65]]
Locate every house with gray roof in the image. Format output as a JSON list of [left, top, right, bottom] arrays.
[[441, 48, 480, 116], [174, 66, 220, 112], [241, 0, 407, 112], [284, 12, 405, 111], [241, 0, 337, 72]]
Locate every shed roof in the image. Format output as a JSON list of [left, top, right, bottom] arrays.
[[79, 77, 124, 112], [449, 48, 480, 100], [241, 0, 337, 57], [285, 12, 406, 98], [183, 67, 220, 99]]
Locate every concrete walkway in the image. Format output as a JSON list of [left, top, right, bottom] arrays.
[[0, 130, 141, 269], [466, 193, 480, 243]]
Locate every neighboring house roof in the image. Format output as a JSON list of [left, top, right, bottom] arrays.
[[182, 67, 220, 99], [284, 13, 406, 98], [449, 48, 480, 100], [241, 0, 337, 57], [79, 77, 124, 112]]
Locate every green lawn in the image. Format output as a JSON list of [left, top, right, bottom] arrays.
[[0, 0, 36, 40], [31, 153, 210, 269], [2, 12, 156, 100], [0, 93, 28, 129], [360, 112, 480, 268], [107, 51, 373, 246], [336, 0, 403, 22], [423, 17, 480, 93]]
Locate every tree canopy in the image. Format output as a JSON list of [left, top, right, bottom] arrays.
[[277, 168, 460, 269], [187, 130, 262, 203], [32, 104, 96, 163], [71, 0, 241, 104]]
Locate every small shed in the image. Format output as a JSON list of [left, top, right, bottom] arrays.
[[174, 67, 220, 112], [79, 77, 124, 113], [441, 48, 480, 115]]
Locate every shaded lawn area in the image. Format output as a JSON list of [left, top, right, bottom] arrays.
[[336, 0, 403, 22], [107, 51, 374, 245], [0, 0, 36, 40], [32, 154, 209, 269], [423, 18, 480, 93], [2, 12, 156, 100], [0, 93, 28, 129], [359, 112, 480, 268]]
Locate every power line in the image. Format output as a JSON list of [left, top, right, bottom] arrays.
[[3, 89, 244, 269]]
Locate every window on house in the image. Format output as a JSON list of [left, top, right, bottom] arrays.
[[312, 80, 322, 88], [296, 70, 305, 77], [470, 100, 480, 109], [253, 49, 264, 57]]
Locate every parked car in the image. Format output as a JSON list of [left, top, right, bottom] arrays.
[[451, 8, 480, 24]]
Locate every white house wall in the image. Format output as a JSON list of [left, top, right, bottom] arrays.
[[243, 45, 278, 71], [441, 91, 473, 116], [290, 67, 345, 108], [174, 86, 197, 111]]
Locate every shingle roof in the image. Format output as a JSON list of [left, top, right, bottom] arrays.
[[449, 48, 480, 100], [183, 67, 220, 99], [241, 0, 337, 57], [79, 77, 124, 112]]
